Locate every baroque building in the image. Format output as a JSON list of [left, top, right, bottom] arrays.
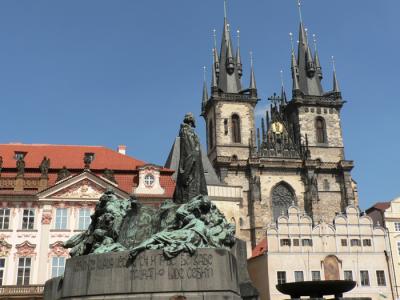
[[201, 5, 358, 247], [0, 143, 175, 299]]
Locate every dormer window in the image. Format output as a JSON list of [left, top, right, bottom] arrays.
[[15, 152, 26, 160], [144, 174, 155, 187]]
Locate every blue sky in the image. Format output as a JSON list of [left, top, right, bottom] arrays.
[[0, 0, 399, 210]]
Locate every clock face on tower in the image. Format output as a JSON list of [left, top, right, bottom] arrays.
[[271, 122, 284, 134]]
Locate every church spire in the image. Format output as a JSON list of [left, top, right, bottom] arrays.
[[332, 56, 340, 93], [249, 51, 257, 95], [201, 66, 209, 115], [313, 34, 323, 79], [213, 29, 220, 77], [217, 1, 242, 93], [236, 30, 243, 78], [290, 32, 300, 92], [295, 1, 323, 96]]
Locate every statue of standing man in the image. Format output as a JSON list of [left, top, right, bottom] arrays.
[[174, 113, 208, 204]]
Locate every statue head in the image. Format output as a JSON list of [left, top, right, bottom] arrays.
[[183, 113, 196, 128]]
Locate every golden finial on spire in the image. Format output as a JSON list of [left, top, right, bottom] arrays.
[[224, 0, 228, 19], [331, 56, 337, 72], [213, 29, 217, 49], [237, 29, 240, 47], [203, 66, 207, 82], [280, 69, 285, 89], [313, 34, 318, 52], [289, 32, 294, 52], [297, 0, 303, 24], [250, 51, 254, 67]]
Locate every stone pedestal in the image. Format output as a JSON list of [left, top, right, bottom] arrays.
[[44, 249, 242, 300]]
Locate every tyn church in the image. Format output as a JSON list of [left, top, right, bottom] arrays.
[[200, 7, 358, 247]]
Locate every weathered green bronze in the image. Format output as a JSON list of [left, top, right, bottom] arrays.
[[64, 113, 236, 260]]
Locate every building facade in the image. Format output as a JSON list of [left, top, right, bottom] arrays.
[[201, 7, 358, 247], [367, 198, 400, 298], [0, 143, 176, 298], [247, 205, 395, 300]]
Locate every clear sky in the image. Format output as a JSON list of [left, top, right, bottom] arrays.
[[0, 0, 399, 210]]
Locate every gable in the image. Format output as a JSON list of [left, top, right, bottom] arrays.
[[37, 171, 130, 200]]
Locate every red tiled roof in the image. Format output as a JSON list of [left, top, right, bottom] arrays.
[[0, 144, 145, 170], [0, 143, 176, 198], [251, 238, 268, 258]]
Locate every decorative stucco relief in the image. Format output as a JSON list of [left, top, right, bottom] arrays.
[[52, 179, 105, 199], [15, 241, 36, 258], [0, 240, 12, 257]]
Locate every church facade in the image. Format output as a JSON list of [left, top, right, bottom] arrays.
[[201, 9, 358, 247]]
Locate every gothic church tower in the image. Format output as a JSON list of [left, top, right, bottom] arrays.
[[201, 3, 357, 248]]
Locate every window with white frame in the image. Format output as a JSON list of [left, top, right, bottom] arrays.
[[344, 270, 353, 281], [55, 208, 68, 230], [51, 257, 66, 278], [395, 222, 400, 232], [294, 271, 304, 282], [376, 270, 386, 286], [360, 270, 370, 286], [78, 208, 91, 230], [17, 257, 31, 286], [312, 271, 321, 281], [0, 209, 10, 230], [277, 271, 286, 284], [0, 258, 5, 286], [21, 209, 35, 230]]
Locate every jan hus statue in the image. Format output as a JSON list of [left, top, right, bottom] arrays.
[[173, 113, 207, 204]]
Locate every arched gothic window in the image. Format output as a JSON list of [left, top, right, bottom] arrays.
[[316, 117, 327, 144], [271, 182, 296, 221], [232, 114, 241, 143], [208, 120, 214, 149]]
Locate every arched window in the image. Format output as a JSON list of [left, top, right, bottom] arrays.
[[232, 114, 241, 143], [271, 182, 296, 221], [208, 120, 214, 149], [316, 117, 327, 144]]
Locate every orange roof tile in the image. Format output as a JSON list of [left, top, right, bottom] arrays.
[[251, 238, 268, 258], [0, 144, 145, 170]]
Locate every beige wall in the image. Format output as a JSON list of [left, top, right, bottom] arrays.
[[248, 205, 394, 300], [384, 197, 400, 298]]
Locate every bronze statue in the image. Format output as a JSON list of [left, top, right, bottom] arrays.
[[39, 156, 50, 178], [56, 166, 71, 182], [174, 113, 208, 204], [16, 156, 25, 177]]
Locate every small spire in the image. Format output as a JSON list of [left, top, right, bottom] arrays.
[[332, 56, 340, 93], [249, 51, 257, 91], [290, 33, 300, 91], [211, 51, 218, 90], [202, 66, 209, 109], [261, 118, 266, 142], [212, 30, 220, 75], [236, 29, 243, 78], [280, 70, 287, 103], [313, 34, 322, 79]]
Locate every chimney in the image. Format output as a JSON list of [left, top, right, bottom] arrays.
[[118, 145, 127, 155]]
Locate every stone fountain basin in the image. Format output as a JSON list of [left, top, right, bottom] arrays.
[[276, 280, 356, 297]]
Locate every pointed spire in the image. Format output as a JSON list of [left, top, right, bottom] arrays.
[[332, 56, 340, 93], [249, 51, 257, 93], [295, 2, 324, 97], [217, 4, 242, 94], [313, 34, 323, 79], [213, 29, 220, 76], [211, 50, 218, 93], [236, 29, 243, 78], [290, 32, 300, 92], [280, 70, 287, 103], [202, 66, 209, 105], [297, 0, 304, 24]]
